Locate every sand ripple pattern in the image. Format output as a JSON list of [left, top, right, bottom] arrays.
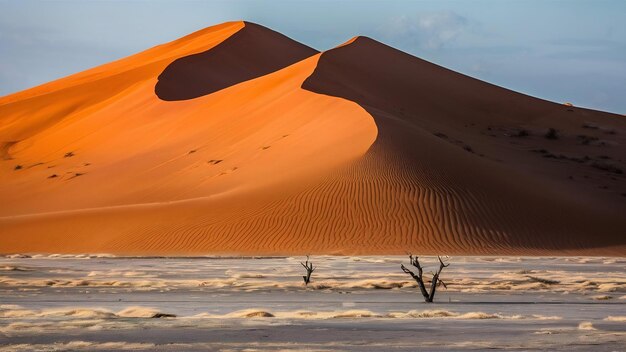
[[110, 113, 624, 255]]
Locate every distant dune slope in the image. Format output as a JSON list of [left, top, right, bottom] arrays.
[[0, 24, 624, 255], [155, 22, 318, 100]]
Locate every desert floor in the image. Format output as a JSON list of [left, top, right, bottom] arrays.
[[1, 255, 625, 351]]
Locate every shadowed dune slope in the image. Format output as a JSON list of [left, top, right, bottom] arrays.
[[301, 37, 626, 254], [0, 26, 624, 255], [155, 22, 318, 101]]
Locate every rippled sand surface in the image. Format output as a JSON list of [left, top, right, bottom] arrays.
[[1, 255, 625, 351]]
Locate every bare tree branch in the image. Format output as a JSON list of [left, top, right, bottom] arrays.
[[401, 255, 450, 303], [301, 255, 314, 285]]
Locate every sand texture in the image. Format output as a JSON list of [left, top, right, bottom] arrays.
[[1, 22, 624, 255], [1, 256, 625, 351]]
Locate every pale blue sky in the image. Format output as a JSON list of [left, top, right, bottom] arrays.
[[1, 0, 625, 113]]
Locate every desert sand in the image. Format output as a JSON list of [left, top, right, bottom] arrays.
[[0, 21, 624, 255], [0, 255, 625, 351]]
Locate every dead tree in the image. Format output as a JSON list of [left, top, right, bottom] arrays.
[[401, 255, 449, 303], [301, 255, 315, 285]]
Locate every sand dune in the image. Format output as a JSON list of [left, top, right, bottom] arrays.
[[0, 22, 624, 255]]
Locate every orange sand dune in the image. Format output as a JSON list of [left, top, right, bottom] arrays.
[[0, 23, 624, 255]]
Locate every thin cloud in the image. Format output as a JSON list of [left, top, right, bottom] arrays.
[[380, 11, 469, 50]]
